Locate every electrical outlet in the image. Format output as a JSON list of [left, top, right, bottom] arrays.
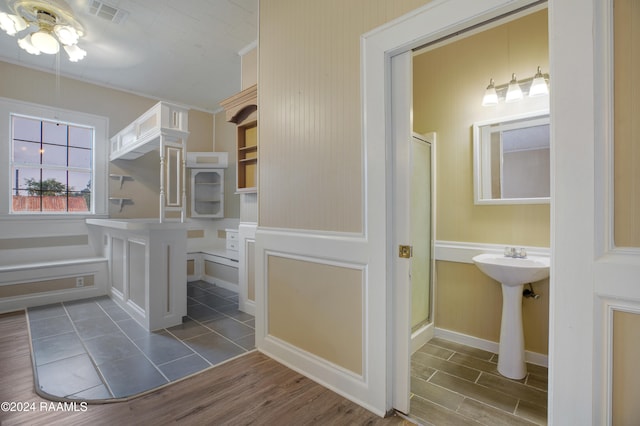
[[76, 277, 84, 287]]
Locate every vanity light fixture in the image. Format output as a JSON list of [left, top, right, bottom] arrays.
[[482, 66, 549, 106], [0, 0, 87, 61], [528, 66, 549, 97], [481, 78, 499, 107], [505, 73, 523, 102]]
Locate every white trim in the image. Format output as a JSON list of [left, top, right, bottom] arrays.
[[435, 327, 548, 367], [0, 258, 108, 313], [599, 298, 640, 426], [362, 0, 546, 414], [259, 334, 384, 417], [0, 257, 107, 273], [434, 240, 550, 264], [472, 110, 550, 205], [255, 227, 379, 412], [390, 51, 414, 414], [0, 96, 109, 217], [238, 222, 257, 315], [238, 40, 258, 57], [411, 322, 435, 355]]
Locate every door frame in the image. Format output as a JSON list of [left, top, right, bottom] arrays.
[[363, 0, 612, 420], [364, 0, 551, 414], [390, 48, 437, 412]]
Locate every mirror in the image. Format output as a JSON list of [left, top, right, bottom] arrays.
[[473, 110, 550, 205]]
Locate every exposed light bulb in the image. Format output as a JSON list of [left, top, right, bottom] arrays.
[[529, 66, 549, 97], [505, 73, 523, 103], [482, 78, 498, 106]]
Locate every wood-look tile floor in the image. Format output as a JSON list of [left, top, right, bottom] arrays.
[[0, 311, 412, 426], [409, 338, 548, 426]]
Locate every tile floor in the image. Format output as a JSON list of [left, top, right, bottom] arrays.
[[26, 280, 254, 401], [409, 337, 548, 426]]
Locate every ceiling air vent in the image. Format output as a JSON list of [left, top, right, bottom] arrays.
[[87, 0, 129, 24]]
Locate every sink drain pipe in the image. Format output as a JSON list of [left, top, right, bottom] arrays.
[[522, 283, 540, 299]]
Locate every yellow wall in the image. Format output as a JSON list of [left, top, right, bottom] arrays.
[[435, 262, 549, 353], [414, 10, 550, 354], [413, 10, 550, 246]]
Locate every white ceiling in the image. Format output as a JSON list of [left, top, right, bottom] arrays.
[[0, 0, 258, 112]]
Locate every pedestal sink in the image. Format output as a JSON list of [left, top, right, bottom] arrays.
[[472, 253, 550, 379]]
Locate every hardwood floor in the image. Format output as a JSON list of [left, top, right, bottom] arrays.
[[0, 311, 410, 426]]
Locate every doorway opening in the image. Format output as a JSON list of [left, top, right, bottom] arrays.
[[390, 3, 551, 423]]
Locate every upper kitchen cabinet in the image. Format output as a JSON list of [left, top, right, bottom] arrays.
[[220, 84, 257, 193]]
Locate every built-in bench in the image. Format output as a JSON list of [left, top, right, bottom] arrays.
[[0, 256, 109, 313], [188, 248, 239, 293], [0, 257, 107, 273]]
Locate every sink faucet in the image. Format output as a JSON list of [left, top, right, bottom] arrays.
[[504, 247, 527, 258]]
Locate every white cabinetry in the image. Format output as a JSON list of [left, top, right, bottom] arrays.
[[109, 101, 189, 222], [226, 229, 239, 252], [191, 169, 224, 218], [187, 152, 228, 219]]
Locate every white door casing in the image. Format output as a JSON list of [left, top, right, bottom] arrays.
[[362, 0, 553, 414], [390, 47, 436, 411], [390, 51, 413, 414]]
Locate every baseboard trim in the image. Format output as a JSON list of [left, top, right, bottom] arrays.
[[435, 327, 548, 367], [0, 285, 107, 314], [240, 298, 255, 316], [258, 335, 385, 418], [200, 275, 239, 294], [411, 322, 435, 354]]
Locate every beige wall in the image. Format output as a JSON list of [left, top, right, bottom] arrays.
[[267, 255, 363, 374], [414, 10, 550, 354], [0, 275, 94, 298], [614, 0, 640, 247], [612, 310, 640, 425], [0, 61, 217, 219], [611, 2, 640, 423], [258, 0, 431, 378], [259, 0, 431, 232], [242, 47, 258, 90]]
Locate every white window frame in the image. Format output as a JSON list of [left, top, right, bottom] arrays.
[[0, 97, 108, 218]]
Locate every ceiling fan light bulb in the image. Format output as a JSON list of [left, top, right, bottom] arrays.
[[54, 25, 79, 45], [0, 12, 27, 35], [17, 34, 41, 54], [64, 44, 86, 61], [31, 30, 60, 54]]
